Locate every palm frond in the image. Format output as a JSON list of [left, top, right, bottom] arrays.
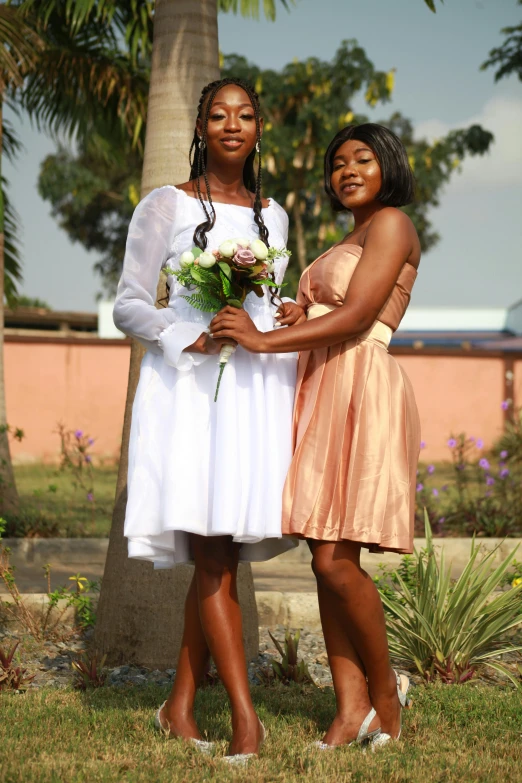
[[2, 176, 23, 305], [218, 0, 294, 21], [21, 32, 148, 147], [0, 4, 44, 88]]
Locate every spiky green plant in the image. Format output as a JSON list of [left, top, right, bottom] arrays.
[[381, 511, 522, 685], [268, 629, 316, 685]]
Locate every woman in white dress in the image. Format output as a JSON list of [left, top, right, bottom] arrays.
[[113, 78, 302, 760]]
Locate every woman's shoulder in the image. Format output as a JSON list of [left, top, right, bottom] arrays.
[[267, 198, 289, 231]]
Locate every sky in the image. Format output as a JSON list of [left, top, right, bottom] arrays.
[[4, 0, 522, 312]]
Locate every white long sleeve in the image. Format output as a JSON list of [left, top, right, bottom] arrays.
[[113, 187, 210, 370]]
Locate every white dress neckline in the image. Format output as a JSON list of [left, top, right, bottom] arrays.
[[171, 184, 273, 211]]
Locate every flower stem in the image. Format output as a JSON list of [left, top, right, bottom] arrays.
[[214, 363, 226, 402]]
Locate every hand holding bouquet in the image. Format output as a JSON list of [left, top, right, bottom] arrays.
[[166, 238, 290, 400]]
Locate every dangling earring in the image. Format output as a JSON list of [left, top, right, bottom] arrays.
[[198, 138, 206, 150], [256, 140, 261, 153]]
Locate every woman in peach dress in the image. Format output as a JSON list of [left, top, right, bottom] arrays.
[[211, 123, 421, 748]]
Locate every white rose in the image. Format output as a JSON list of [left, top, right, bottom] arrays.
[[198, 252, 216, 268], [234, 237, 251, 249], [250, 239, 269, 261], [179, 251, 195, 268], [218, 240, 237, 258]]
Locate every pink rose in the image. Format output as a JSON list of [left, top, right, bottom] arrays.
[[233, 248, 256, 266]]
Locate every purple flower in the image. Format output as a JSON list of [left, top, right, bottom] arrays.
[[432, 488, 439, 498], [416, 483, 424, 492], [499, 468, 509, 479], [485, 491, 492, 498], [501, 400, 510, 411], [438, 517, 445, 525], [456, 463, 466, 471], [233, 248, 256, 267], [476, 439, 484, 449], [486, 476, 495, 486], [447, 438, 457, 449], [75, 430, 83, 439], [500, 450, 508, 459], [469, 436, 475, 443], [85, 455, 92, 464], [427, 464, 435, 475], [479, 458, 490, 470], [88, 438, 95, 446], [441, 484, 449, 492], [420, 440, 426, 449], [87, 492, 94, 502]]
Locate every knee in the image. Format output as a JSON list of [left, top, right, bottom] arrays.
[[311, 553, 358, 595], [193, 537, 237, 583]]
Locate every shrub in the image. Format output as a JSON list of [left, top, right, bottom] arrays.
[[0, 641, 35, 692], [380, 512, 522, 685], [415, 431, 522, 537]]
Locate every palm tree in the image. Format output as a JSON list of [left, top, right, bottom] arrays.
[[93, 0, 261, 668], [0, 4, 43, 516]]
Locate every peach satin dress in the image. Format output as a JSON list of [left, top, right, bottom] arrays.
[[282, 243, 421, 554]]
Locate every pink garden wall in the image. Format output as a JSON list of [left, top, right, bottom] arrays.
[[6, 336, 522, 464], [6, 338, 131, 464]]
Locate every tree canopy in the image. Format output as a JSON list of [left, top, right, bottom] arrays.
[[482, 0, 522, 83], [38, 40, 493, 296]]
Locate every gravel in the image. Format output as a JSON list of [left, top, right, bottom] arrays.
[[1, 624, 519, 692]]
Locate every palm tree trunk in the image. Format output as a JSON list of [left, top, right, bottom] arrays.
[[94, 0, 258, 668], [292, 197, 308, 272], [0, 96, 20, 517]]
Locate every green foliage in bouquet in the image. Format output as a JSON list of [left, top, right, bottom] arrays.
[[380, 511, 522, 685], [167, 243, 285, 313]]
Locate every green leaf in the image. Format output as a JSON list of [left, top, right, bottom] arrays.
[[218, 261, 232, 279]]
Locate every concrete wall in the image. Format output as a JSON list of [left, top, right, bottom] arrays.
[[5, 336, 522, 463]]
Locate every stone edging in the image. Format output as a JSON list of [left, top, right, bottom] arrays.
[[0, 591, 314, 629], [3, 537, 521, 576]]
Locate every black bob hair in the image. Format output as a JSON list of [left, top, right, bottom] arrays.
[[324, 123, 415, 211]]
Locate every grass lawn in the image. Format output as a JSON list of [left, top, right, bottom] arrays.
[[13, 464, 118, 537], [1, 682, 520, 782]]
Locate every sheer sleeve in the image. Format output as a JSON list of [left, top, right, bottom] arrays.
[[113, 186, 210, 371]]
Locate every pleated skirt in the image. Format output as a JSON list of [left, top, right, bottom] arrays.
[[282, 336, 421, 554]]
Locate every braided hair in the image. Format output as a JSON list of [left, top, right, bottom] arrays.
[[189, 78, 269, 251]]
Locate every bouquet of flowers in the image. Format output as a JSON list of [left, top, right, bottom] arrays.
[[166, 238, 290, 401]]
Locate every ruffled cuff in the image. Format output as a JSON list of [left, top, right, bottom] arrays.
[[158, 322, 212, 371]]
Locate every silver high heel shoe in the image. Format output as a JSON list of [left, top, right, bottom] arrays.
[[222, 720, 266, 765], [371, 670, 411, 749], [154, 701, 215, 754], [312, 707, 382, 750]]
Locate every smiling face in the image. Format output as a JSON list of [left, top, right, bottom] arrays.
[[329, 138, 383, 211], [197, 83, 261, 165]]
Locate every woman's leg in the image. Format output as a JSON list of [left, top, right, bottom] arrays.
[[191, 534, 262, 755], [310, 539, 400, 741], [308, 539, 380, 745], [163, 573, 211, 739]]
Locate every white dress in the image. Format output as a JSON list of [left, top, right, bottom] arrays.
[[113, 185, 298, 567]]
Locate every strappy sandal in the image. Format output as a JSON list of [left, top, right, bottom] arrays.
[[222, 720, 266, 765], [371, 670, 412, 749], [311, 707, 382, 750], [154, 700, 215, 754]]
